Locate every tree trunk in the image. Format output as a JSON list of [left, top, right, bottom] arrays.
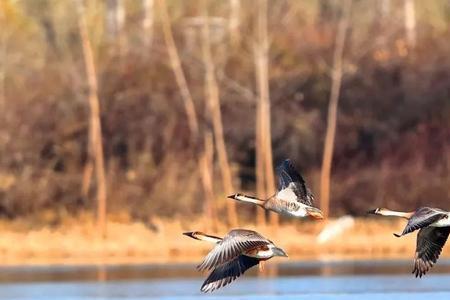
[[404, 0, 416, 49], [380, 0, 390, 20], [81, 123, 94, 199], [447, 145, 450, 200], [319, 0, 352, 219], [76, 0, 108, 238], [376, 0, 390, 49], [106, 0, 125, 37], [201, 1, 238, 227], [255, 96, 266, 226], [142, 0, 154, 49], [200, 132, 218, 231], [0, 9, 5, 112], [229, 0, 241, 48], [255, 0, 265, 225], [158, 0, 221, 229], [157, 0, 199, 141], [255, 0, 277, 227]]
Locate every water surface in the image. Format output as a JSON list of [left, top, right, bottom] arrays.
[[1, 260, 449, 299]]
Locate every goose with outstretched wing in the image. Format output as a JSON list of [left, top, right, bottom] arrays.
[[183, 229, 287, 293], [368, 207, 450, 277], [228, 159, 324, 219]]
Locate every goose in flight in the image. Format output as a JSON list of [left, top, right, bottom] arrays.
[[228, 159, 324, 219], [368, 207, 450, 277], [183, 229, 287, 293]]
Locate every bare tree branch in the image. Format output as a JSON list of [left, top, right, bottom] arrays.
[[200, 132, 218, 231], [255, 0, 277, 227], [76, 0, 108, 237], [157, 0, 199, 140], [229, 0, 241, 47], [320, 0, 352, 219], [201, 0, 238, 227], [404, 0, 416, 49], [142, 0, 154, 49]]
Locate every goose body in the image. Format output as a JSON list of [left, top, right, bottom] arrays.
[[228, 159, 323, 219], [369, 207, 450, 277], [430, 215, 450, 227], [183, 229, 287, 293]]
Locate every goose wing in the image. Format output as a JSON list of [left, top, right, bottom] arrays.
[[197, 229, 269, 271], [412, 226, 450, 278], [396, 207, 448, 237], [276, 159, 312, 205], [200, 255, 260, 293]]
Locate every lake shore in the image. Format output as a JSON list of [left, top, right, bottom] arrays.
[[0, 214, 448, 266]]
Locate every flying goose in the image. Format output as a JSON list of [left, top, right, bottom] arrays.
[[183, 229, 288, 292], [228, 159, 323, 219], [369, 207, 450, 277]]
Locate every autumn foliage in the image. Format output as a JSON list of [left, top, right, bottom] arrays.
[[0, 1, 449, 228]]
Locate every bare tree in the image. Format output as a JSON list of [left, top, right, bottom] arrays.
[[76, 0, 108, 237], [376, 0, 391, 49], [380, 0, 391, 19], [447, 146, 450, 200], [158, 0, 224, 228], [106, 0, 126, 53], [201, 0, 238, 227], [320, 0, 352, 219], [157, 0, 229, 228], [255, 100, 266, 226], [106, 0, 125, 37], [81, 123, 94, 199], [200, 132, 218, 231], [142, 0, 154, 49], [0, 5, 5, 111], [157, 0, 199, 140], [229, 0, 241, 48], [404, 0, 416, 49], [255, 0, 277, 227]]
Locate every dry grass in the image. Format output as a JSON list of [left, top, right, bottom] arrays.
[[0, 213, 448, 266]]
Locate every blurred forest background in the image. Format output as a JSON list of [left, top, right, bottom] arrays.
[[0, 0, 449, 255]]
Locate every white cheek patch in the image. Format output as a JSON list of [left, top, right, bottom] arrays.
[[256, 245, 276, 258], [255, 249, 273, 258], [248, 245, 276, 259]]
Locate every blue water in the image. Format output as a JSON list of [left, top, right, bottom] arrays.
[[0, 260, 449, 299]]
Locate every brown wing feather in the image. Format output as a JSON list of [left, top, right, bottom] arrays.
[[197, 229, 270, 271], [412, 227, 450, 278], [396, 207, 447, 236], [276, 159, 314, 206], [200, 255, 260, 293]]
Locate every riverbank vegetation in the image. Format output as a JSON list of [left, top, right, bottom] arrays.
[[0, 213, 447, 265], [0, 0, 449, 251]]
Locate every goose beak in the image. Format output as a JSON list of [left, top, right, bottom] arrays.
[[183, 232, 196, 239], [227, 194, 236, 200], [367, 208, 379, 215], [273, 247, 288, 257], [306, 207, 324, 219]]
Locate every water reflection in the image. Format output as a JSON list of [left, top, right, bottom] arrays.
[[0, 259, 449, 283], [96, 264, 107, 282], [0, 261, 449, 299]]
